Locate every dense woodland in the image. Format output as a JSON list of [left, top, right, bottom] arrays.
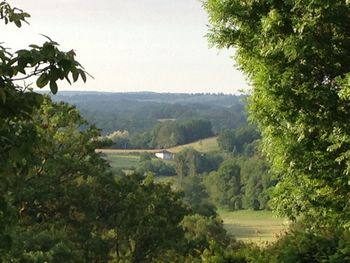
[[53, 91, 248, 149], [2, 1, 350, 262], [53, 91, 247, 135]]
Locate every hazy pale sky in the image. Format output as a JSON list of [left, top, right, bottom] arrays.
[[2, 0, 250, 94]]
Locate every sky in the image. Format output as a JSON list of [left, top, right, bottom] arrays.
[[2, 0, 250, 94]]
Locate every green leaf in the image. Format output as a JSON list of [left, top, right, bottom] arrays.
[[0, 88, 6, 103], [14, 19, 21, 27], [80, 70, 87, 82], [72, 68, 79, 82], [36, 73, 49, 88], [49, 81, 58, 94], [22, 12, 30, 18], [29, 44, 39, 49], [65, 75, 72, 85]]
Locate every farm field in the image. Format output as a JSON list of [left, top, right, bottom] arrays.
[[168, 136, 219, 153], [218, 210, 289, 245], [100, 137, 219, 172], [97, 149, 160, 154], [105, 153, 176, 173], [105, 154, 141, 171], [96, 136, 219, 155]]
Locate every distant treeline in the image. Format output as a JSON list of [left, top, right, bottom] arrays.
[[100, 119, 214, 149], [52, 91, 247, 135]]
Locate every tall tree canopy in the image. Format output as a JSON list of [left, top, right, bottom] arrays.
[[205, 0, 350, 226]]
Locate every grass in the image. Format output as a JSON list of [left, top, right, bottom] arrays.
[[157, 118, 177, 122], [105, 154, 140, 171], [97, 149, 160, 154], [105, 154, 176, 176], [96, 136, 219, 155], [168, 136, 219, 153], [218, 209, 289, 245]]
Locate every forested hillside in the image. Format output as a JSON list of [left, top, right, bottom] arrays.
[[52, 91, 247, 134]]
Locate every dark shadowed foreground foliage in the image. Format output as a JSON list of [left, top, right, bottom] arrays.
[[2, 0, 350, 262]]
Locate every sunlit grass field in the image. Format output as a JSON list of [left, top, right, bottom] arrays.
[[96, 136, 219, 155], [168, 136, 219, 153], [218, 210, 289, 245]]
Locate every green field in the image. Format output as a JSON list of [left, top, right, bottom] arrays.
[[169, 136, 219, 153], [96, 136, 219, 155], [106, 154, 140, 171], [97, 137, 219, 172], [219, 210, 289, 245]]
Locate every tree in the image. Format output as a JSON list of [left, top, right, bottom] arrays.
[[0, 1, 87, 257], [218, 125, 260, 154], [153, 121, 183, 148], [213, 159, 242, 210], [240, 155, 273, 210], [110, 173, 189, 262], [137, 159, 176, 177], [6, 100, 116, 261], [180, 175, 217, 217], [217, 129, 236, 152], [174, 148, 222, 184], [1, 97, 195, 262], [180, 214, 231, 257], [175, 148, 203, 180], [152, 119, 214, 148], [205, 0, 350, 225]]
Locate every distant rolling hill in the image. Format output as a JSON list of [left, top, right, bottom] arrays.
[[50, 91, 247, 134]]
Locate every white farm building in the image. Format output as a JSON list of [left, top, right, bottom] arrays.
[[155, 150, 173, 160]]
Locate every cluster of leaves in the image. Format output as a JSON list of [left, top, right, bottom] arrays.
[[0, 1, 88, 258], [1, 3, 88, 169], [0, 1, 29, 27]]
